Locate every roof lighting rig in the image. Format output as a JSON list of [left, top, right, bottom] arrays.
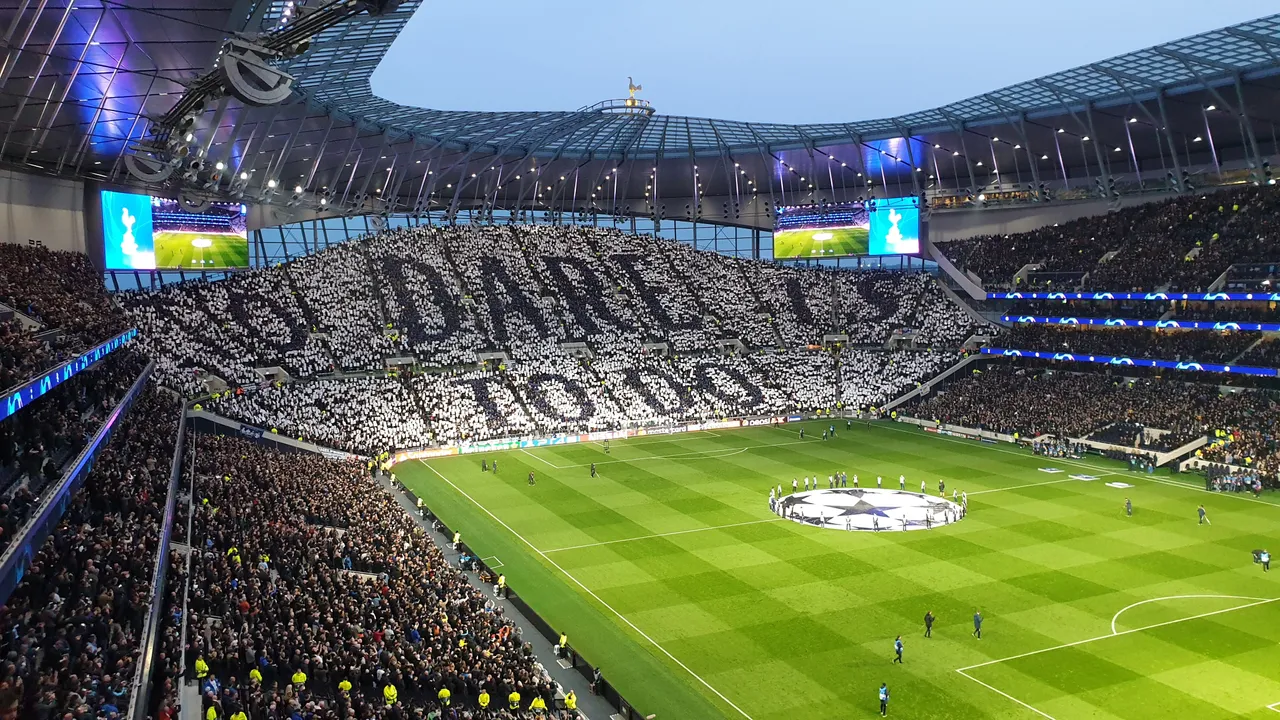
[[124, 0, 403, 201]]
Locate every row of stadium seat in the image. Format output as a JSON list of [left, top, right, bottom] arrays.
[[940, 185, 1280, 291]]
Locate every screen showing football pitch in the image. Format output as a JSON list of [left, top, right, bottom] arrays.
[[773, 198, 920, 258], [101, 190, 249, 270]]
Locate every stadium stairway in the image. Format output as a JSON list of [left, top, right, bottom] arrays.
[[1228, 333, 1275, 365], [924, 239, 985, 299], [880, 353, 987, 413], [934, 280, 991, 329], [0, 300, 42, 331]]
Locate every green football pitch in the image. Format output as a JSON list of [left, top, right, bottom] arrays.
[[396, 420, 1280, 720], [773, 226, 869, 258], [153, 230, 249, 269]]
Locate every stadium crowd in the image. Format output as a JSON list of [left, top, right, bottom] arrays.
[[178, 436, 569, 719], [0, 244, 127, 388], [203, 345, 965, 454], [0, 385, 178, 720], [941, 186, 1280, 291], [911, 366, 1279, 470], [0, 349, 150, 552], [997, 325, 1258, 365], [123, 224, 986, 394]]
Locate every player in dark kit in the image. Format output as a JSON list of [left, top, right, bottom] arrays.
[[590, 463, 597, 478], [972, 611, 983, 639], [924, 611, 934, 638], [528, 472, 536, 486], [492, 459, 497, 473], [482, 459, 488, 472]]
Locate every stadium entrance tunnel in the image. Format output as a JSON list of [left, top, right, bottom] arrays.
[[775, 488, 963, 532]]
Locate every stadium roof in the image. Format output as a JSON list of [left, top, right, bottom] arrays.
[[1, 2, 1279, 227]]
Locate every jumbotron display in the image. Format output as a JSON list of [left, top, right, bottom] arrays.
[[773, 198, 920, 258], [101, 190, 249, 270]]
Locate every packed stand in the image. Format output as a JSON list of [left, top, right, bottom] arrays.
[[180, 436, 561, 719], [998, 324, 1256, 364], [940, 186, 1280, 291], [0, 244, 128, 388], [840, 349, 960, 410], [207, 377, 432, 454], [0, 385, 179, 720], [909, 365, 1261, 441], [0, 349, 149, 552]]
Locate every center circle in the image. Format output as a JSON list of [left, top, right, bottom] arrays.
[[773, 488, 965, 532]]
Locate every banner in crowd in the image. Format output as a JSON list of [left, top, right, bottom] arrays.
[[389, 417, 794, 467], [988, 291, 1280, 302], [1003, 315, 1280, 332], [983, 347, 1278, 377]]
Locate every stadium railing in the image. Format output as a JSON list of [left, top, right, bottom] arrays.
[[127, 402, 188, 720], [0, 359, 154, 604], [0, 326, 138, 422]]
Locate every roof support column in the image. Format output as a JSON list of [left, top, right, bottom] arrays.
[[1155, 92, 1185, 192], [1233, 74, 1265, 178], [1082, 104, 1113, 200]]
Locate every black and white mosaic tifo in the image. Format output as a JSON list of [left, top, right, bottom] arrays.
[[773, 488, 964, 532]]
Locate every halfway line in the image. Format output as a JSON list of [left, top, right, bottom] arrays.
[[544, 517, 784, 553]]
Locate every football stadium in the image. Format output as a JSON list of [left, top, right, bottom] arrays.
[[4, 2, 1280, 719]]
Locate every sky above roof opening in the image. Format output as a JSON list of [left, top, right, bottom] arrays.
[[372, 1, 1276, 124]]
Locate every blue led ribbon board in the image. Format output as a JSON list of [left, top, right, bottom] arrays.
[[981, 347, 1277, 377], [0, 328, 137, 422], [988, 292, 1280, 301], [1003, 316, 1280, 332]]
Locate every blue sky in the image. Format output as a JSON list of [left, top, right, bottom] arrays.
[[372, 1, 1277, 124]]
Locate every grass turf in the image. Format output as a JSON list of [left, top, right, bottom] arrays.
[[154, 230, 249, 269], [396, 420, 1280, 719], [773, 226, 869, 258]]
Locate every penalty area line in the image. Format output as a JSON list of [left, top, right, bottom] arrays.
[[956, 668, 1056, 720], [417, 460, 757, 720]]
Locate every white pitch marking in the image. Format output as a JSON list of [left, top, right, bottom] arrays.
[[877, 422, 1280, 508], [1109, 594, 1271, 635], [417, 460, 757, 720], [522, 438, 814, 470], [480, 555, 504, 569], [958, 596, 1280, 719], [967, 477, 1093, 496], [955, 668, 1057, 720], [519, 447, 565, 469], [543, 517, 784, 553], [1266, 701, 1280, 712], [959, 596, 1280, 673]]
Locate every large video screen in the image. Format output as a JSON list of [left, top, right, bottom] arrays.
[[868, 196, 921, 255], [773, 197, 919, 258], [101, 190, 249, 270]]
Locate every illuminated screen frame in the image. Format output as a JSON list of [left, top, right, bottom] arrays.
[[99, 189, 249, 271], [773, 197, 921, 258]]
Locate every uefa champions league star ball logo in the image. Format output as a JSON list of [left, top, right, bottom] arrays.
[[775, 488, 964, 532]]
